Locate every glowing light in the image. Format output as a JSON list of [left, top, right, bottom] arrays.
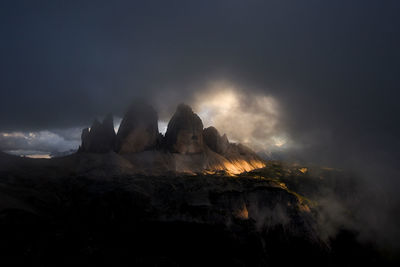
[[25, 154, 51, 159], [113, 117, 122, 133], [272, 136, 287, 147], [234, 204, 249, 220], [1, 132, 28, 138], [299, 167, 308, 174], [207, 158, 266, 175], [158, 121, 168, 135], [192, 81, 290, 152]]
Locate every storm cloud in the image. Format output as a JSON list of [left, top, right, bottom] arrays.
[[1, 0, 400, 248]]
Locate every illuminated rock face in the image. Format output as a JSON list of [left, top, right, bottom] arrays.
[[79, 114, 116, 153], [116, 103, 159, 153], [164, 104, 205, 154]]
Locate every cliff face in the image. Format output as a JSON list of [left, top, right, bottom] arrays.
[[203, 126, 229, 155], [78, 102, 265, 175], [79, 114, 116, 153], [164, 104, 205, 154], [116, 103, 159, 153]]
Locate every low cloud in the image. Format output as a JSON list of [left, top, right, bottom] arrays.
[[0, 129, 81, 154], [190, 81, 291, 153]]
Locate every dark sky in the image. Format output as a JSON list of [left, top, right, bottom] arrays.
[[1, 0, 400, 247], [1, 0, 399, 160]]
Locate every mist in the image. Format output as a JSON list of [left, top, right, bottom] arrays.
[[0, 0, 399, 254]]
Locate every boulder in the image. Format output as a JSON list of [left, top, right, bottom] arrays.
[[164, 104, 204, 154], [79, 114, 116, 153], [116, 103, 159, 153]]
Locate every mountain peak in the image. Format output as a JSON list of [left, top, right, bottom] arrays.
[[78, 102, 265, 175], [116, 102, 159, 153], [164, 103, 204, 154], [79, 115, 116, 153]]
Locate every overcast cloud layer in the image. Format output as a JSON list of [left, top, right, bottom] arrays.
[[1, 1, 398, 167], [1, 0, 400, 247]]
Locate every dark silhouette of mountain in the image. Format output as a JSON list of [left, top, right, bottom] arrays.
[[50, 149, 77, 158], [79, 113, 116, 153], [164, 103, 205, 154], [203, 126, 229, 154], [76, 103, 265, 175], [116, 103, 160, 153]]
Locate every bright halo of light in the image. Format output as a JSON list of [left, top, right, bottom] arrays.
[[192, 81, 290, 152]]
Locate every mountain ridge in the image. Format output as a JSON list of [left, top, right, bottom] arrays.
[[78, 103, 266, 175]]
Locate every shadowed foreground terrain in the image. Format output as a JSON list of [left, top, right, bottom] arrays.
[[0, 151, 393, 266]]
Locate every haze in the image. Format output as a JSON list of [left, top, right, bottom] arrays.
[[0, 0, 399, 248]]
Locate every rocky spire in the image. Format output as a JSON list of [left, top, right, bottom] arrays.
[[203, 126, 229, 155], [164, 104, 204, 154], [115, 102, 159, 153], [79, 113, 116, 153]]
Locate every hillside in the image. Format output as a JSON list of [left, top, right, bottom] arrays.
[[0, 154, 386, 266]]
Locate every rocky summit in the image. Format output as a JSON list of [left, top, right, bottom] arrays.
[[203, 126, 229, 154], [115, 103, 160, 153], [77, 103, 266, 175], [79, 113, 116, 153], [164, 103, 205, 154]]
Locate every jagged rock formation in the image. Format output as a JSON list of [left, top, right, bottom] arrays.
[[79, 114, 116, 153], [78, 102, 266, 174], [164, 104, 204, 154], [0, 109, 386, 266], [203, 126, 229, 155], [116, 103, 159, 153]]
